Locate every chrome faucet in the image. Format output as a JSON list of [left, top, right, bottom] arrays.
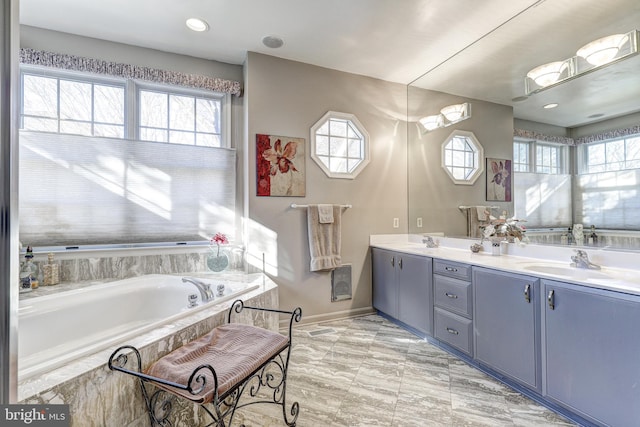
[[182, 277, 215, 302], [570, 250, 601, 270], [422, 236, 439, 248]]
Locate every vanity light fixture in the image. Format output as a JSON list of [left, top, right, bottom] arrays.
[[419, 114, 444, 131], [419, 103, 471, 132], [526, 60, 571, 87], [525, 29, 639, 95], [577, 33, 630, 66], [186, 18, 209, 32]]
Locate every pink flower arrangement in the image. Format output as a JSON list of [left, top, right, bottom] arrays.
[[210, 232, 228, 256]]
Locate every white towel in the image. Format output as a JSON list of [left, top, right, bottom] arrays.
[[307, 205, 342, 272], [476, 206, 488, 220], [318, 204, 334, 223]]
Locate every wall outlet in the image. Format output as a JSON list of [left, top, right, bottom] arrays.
[[417, 217, 423, 228], [393, 218, 399, 228]]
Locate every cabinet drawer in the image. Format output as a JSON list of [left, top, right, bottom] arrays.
[[434, 307, 473, 356], [433, 260, 471, 281], [434, 275, 472, 318]]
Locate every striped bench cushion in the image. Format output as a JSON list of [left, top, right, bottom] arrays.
[[146, 323, 289, 403]]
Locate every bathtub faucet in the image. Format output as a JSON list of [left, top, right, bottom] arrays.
[[182, 277, 215, 302]]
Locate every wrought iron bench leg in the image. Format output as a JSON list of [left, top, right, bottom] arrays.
[[108, 299, 302, 427]]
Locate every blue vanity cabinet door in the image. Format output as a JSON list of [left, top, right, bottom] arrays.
[[542, 279, 640, 426], [396, 252, 433, 335], [473, 267, 540, 391], [372, 248, 398, 318]]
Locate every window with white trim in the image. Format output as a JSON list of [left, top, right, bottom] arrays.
[[441, 130, 483, 185], [575, 134, 640, 229], [21, 69, 125, 137], [138, 86, 223, 146], [579, 135, 640, 173], [310, 111, 370, 179], [19, 65, 234, 248], [513, 138, 571, 228]]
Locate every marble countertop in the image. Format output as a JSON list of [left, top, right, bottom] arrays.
[[370, 234, 640, 297]]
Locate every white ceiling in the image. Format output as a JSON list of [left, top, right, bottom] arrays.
[[19, 0, 640, 128]]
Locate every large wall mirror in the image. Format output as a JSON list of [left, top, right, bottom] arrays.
[[408, 0, 640, 249]]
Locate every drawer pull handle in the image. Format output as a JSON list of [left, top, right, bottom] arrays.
[[445, 266, 458, 272], [524, 284, 531, 303], [391, 256, 394, 268], [548, 289, 555, 310], [445, 292, 458, 299], [398, 258, 403, 269], [446, 327, 459, 335]]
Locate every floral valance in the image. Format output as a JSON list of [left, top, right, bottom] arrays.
[[515, 126, 640, 146], [574, 125, 640, 145], [513, 128, 574, 145], [19, 48, 242, 96]]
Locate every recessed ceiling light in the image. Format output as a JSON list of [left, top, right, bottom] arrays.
[[262, 35, 284, 49], [186, 18, 209, 32], [543, 103, 559, 109]]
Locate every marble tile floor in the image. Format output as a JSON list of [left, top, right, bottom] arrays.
[[233, 314, 576, 427]]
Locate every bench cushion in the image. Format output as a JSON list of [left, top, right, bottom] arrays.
[[146, 323, 289, 403]]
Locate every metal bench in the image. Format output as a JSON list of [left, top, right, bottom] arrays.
[[108, 299, 302, 426]]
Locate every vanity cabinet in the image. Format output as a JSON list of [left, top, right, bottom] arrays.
[[542, 279, 640, 426], [371, 248, 433, 334], [433, 260, 473, 356], [473, 267, 540, 391]]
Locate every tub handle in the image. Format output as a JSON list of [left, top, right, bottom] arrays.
[[188, 293, 199, 308]]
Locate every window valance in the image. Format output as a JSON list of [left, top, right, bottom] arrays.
[[19, 48, 242, 96]]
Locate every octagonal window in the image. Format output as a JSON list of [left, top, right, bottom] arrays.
[[441, 130, 484, 185], [310, 111, 370, 179]]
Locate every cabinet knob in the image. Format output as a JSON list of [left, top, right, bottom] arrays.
[[445, 292, 458, 299], [446, 327, 459, 335], [391, 256, 395, 268], [398, 258, 403, 269], [547, 289, 555, 310], [524, 284, 531, 303]]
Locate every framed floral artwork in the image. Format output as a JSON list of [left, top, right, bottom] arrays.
[[256, 134, 306, 196], [486, 158, 512, 202]]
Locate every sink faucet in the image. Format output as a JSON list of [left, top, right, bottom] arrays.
[[570, 250, 601, 270], [182, 277, 214, 302], [422, 236, 439, 248]]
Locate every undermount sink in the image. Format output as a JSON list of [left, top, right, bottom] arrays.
[[523, 264, 613, 281]]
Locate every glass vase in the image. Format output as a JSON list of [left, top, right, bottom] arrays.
[[207, 247, 229, 272]]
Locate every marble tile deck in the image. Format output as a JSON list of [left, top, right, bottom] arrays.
[[234, 314, 575, 427]]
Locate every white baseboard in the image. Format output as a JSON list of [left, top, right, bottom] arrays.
[[279, 306, 375, 328]]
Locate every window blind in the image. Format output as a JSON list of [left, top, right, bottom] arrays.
[[514, 172, 572, 227], [19, 131, 236, 247], [574, 170, 640, 229]]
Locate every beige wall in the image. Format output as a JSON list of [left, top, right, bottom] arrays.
[[244, 52, 408, 322]]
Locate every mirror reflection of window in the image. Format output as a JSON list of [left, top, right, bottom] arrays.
[[441, 130, 483, 185]]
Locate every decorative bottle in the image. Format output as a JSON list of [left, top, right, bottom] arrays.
[[43, 252, 60, 285], [19, 246, 37, 292], [589, 225, 598, 246]]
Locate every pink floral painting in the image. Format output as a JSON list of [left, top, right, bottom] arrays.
[[486, 158, 512, 202], [256, 134, 305, 196]]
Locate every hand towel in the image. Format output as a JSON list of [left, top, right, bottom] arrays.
[[307, 204, 342, 271], [318, 204, 334, 223], [476, 206, 488, 220]]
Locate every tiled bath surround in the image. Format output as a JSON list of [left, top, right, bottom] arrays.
[[19, 276, 279, 426], [22, 245, 248, 286], [18, 245, 279, 426]]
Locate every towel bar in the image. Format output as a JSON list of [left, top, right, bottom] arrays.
[[291, 203, 352, 209]]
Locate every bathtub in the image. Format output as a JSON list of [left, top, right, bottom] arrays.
[[18, 274, 259, 381]]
